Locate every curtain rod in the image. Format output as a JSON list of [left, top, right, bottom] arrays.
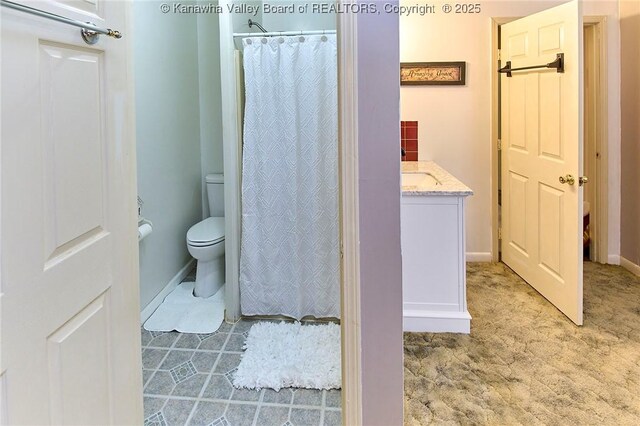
[[1, 0, 121, 44], [233, 30, 337, 38]]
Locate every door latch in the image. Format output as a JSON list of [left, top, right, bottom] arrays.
[[579, 176, 588, 186]]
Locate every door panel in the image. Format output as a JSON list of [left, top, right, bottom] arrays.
[[508, 77, 527, 151], [538, 182, 564, 277], [539, 74, 563, 159], [539, 24, 563, 53], [508, 171, 529, 255], [58, 0, 102, 17], [41, 42, 108, 264], [1, 0, 142, 423], [47, 292, 112, 425], [501, 0, 583, 324]]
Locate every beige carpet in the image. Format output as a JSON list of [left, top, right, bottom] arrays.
[[404, 262, 640, 425]]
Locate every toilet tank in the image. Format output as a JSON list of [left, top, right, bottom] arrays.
[[206, 174, 224, 217]]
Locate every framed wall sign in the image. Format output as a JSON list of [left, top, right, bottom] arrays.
[[400, 62, 466, 86]]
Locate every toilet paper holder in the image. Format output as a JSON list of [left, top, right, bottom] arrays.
[[138, 217, 153, 242]]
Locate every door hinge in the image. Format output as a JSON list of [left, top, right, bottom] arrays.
[[497, 139, 502, 150], [498, 228, 502, 240], [498, 49, 501, 61]]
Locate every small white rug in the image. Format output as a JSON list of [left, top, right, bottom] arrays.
[[233, 321, 341, 391], [144, 282, 224, 334]]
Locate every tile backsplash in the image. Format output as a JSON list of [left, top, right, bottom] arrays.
[[401, 121, 418, 161]]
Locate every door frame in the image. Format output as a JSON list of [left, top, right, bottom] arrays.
[[218, 2, 363, 423], [218, 2, 242, 321], [582, 17, 609, 264], [490, 16, 609, 264], [336, 9, 363, 426]]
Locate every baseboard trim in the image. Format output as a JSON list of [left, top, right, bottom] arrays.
[[621, 256, 640, 277], [608, 254, 621, 265], [140, 259, 196, 323], [403, 310, 471, 334], [466, 252, 492, 262]]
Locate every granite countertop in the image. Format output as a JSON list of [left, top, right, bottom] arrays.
[[402, 161, 473, 196]]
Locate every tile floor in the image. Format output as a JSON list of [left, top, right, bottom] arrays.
[[141, 319, 341, 426]]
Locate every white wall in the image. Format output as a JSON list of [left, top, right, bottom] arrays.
[[198, 12, 225, 217], [231, 1, 335, 33], [400, 0, 621, 259], [261, 1, 336, 31], [231, 0, 263, 33], [134, 1, 224, 309]]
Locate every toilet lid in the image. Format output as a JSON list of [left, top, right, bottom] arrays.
[[187, 217, 225, 246]]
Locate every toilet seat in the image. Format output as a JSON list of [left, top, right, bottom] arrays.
[[187, 217, 225, 247]]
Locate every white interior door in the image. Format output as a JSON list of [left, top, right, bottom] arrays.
[[501, 0, 584, 325], [1, 1, 143, 423]]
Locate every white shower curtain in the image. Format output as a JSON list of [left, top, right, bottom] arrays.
[[239, 34, 339, 319]]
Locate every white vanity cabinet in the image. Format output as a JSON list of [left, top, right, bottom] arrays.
[[401, 162, 473, 333]]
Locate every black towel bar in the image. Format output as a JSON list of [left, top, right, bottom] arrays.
[[498, 53, 564, 77]]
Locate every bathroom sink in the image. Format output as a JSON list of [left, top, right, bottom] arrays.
[[402, 172, 441, 187]]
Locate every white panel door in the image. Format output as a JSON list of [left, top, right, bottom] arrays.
[[501, 0, 584, 324], [1, 1, 143, 423]]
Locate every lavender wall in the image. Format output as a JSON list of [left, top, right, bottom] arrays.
[[620, 0, 640, 266], [357, 3, 404, 424]]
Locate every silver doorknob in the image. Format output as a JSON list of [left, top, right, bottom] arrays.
[[559, 174, 575, 185], [579, 176, 588, 186]]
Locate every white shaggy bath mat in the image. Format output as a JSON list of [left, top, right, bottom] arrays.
[[143, 282, 224, 334], [233, 322, 341, 391]]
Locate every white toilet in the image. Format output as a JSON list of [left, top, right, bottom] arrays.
[[187, 174, 225, 298]]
